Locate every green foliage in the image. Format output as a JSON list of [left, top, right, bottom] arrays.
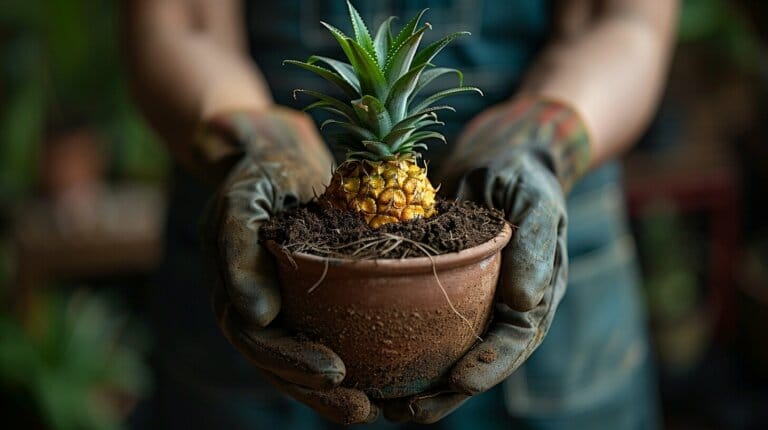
[[638, 204, 699, 321], [0, 0, 168, 202], [678, 0, 761, 72], [287, 2, 481, 162], [0, 290, 151, 430]]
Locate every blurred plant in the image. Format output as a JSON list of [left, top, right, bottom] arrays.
[[640, 203, 700, 321], [0, 289, 151, 430], [0, 0, 167, 204], [679, 0, 761, 72], [638, 202, 713, 374]]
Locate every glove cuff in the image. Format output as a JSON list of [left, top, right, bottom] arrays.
[[505, 96, 592, 192]]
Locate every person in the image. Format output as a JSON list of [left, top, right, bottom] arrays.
[[124, 1, 679, 428]]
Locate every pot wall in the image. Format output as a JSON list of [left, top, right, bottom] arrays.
[[268, 224, 511, 399]]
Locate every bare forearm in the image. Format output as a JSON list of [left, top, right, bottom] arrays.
[[520, 0, 679, 166], [123, 0, 272, 168]]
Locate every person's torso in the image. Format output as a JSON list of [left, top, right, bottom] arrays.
[[157, 1, 639, 404]]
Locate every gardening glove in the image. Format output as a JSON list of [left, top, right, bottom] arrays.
[[382, 96, 591, 423], [200, 108, 379, 425]]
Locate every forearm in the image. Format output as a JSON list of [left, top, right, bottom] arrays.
[[123, 0, 272, 170], [520, 0, 679, 166]]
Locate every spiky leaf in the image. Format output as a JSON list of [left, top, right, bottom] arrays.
[[390, 9, 428, 54], [294, 89, 357, 119], [362, 140, 394, 158], [410, 86, 483, 114], [320, 22, 356, 67], [321, 119, 378, 141], [383, 126, 416, 147], [412, 31, 471, 68], [307, 56, 361, 94], [385, 63, 429, 122], [384, 24, 429, 84], [410, 67, 464, 102], [346, 38, 387, 99], [352, 95, 392, 138], [283, 60, 358, 97], [303, 101, 358, 124], [373, 16, 396, 68], [346, 1, 377, 62]]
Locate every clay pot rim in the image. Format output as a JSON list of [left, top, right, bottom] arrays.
[[265, 222, 512, 275]]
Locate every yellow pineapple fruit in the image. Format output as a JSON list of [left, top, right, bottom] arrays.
[[323, 159, 437, 228]]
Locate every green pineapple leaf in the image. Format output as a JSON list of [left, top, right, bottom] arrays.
[[321, 119, 379, 141], [384, 24, 430, 85], [373, 16, 396, 68], [413, 31, 471, 68], [352, 95, 392, 138], [320, 21, 355, 62], [383, 126, 416, 147], [390, 8, 429, 55], [303, 101, 359, 124], [410, 86, 483, 113], [410, 67, 464, 102], [385, 63, 429, 122], [346, 1, 377, 63], [307, 56, 361, 94], [362, 140, 395, 158], [346, 38, 388, 99], [293, 89, 357, 119], [283, 60, 359, 97], [391, 112, 436, 132]]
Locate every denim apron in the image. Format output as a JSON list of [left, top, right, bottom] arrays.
[[136, 1, 659, 428]]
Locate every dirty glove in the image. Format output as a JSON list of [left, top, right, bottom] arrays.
[[383, 96, 591, 423], [200, 108, 378, 425]]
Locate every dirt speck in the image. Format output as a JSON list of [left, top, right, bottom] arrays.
[[478, 348, 497, 364]]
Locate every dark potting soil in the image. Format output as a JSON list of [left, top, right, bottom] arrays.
[[260, 200, 506, 259]]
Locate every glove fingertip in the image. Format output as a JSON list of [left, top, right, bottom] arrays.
[[250, 291, 281, 327], [447, 370, 483, 396], [364, 403, 381, 424], [411, 393, 470, 424], [317, 387, 373, 425], [263, 373, 373, 425], [447, 346, 504, 396]]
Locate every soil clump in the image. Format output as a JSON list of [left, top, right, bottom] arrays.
[[261, 200, 506, 259]]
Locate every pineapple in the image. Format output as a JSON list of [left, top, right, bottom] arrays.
[[286, 2, 481, 228]]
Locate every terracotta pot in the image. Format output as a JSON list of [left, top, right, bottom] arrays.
[[266, 223, 512, 399]]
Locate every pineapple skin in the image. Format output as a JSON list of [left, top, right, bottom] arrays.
[[321, 158, 437, 228]]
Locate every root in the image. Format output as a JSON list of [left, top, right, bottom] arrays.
[[307, 259, 329, 293], [383, 234, 483, 343], [282, 231, 484, 342]]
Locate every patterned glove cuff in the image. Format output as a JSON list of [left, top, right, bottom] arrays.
[[508, 96, 592, 192]]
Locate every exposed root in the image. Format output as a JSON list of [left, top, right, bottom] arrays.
[[389, 234, 483, 343], [260, 200, 505, 260], [279, 230, 484, 341], [307, 259, 329, 293]]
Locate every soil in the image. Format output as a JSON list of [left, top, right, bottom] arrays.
[[260, 199, 506, 259]]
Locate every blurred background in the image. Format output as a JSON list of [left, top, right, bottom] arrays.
[[1, 0, 768, 428]]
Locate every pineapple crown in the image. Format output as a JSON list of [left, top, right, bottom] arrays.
[[285, 1, 482, 162]]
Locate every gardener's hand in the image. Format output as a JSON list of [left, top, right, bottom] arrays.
[[200, 108, 379, 425], [382, 96, 591, 423]]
